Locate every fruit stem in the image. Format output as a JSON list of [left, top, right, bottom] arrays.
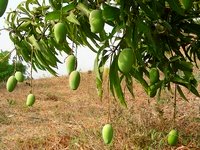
[[60, 0, 64, 21], [107, 70, 111, 123], [13, 50, 17, 74], [30, 46, 34, 94], [173, 83, 177, 128]]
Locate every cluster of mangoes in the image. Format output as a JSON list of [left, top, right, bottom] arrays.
[[89, 4, 120, 33], [53, 21, 81, 90], [117, 47, 161, 98], [6, 71, 24, 92], [66, 55, 80, 90], [6, 71, 35, 107]]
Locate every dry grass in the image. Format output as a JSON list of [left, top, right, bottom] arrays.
[[0, 71, 199, 149]]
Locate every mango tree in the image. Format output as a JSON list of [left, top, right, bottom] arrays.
[[1, 0, 200, 146]]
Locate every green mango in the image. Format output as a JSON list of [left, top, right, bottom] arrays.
[[0, 0, 8, 17], [167, 129, 178, 146], [6, 76, 17, 92], [66, 55, 77, 75], [118, 48, 134, 74], [102, 124, 113, 144], [69, 71, 80, 90], [102, 4, 120, 21], [53, 22, 67, 43], [149, 68, 159, 85], [26, 94, 35, 107], [15, 71, 24, 82], [89, 10, 104, 33]]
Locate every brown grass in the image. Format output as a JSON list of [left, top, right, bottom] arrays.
[[0, 72, 199, 149]]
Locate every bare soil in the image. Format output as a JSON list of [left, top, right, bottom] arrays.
[[0, 72, 199, 150]]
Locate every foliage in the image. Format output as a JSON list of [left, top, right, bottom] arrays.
[[0, 51, 26, 82], [2, 0, 200, 106]]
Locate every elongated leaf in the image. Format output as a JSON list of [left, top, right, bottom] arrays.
[[125, 74, 135, 98], [45, 10, 61, 20], [109, 56, 127, 107], [136, 0, 158, 20], [189, 85, 200, 97], [166, 0, 184, 15], [79, 31, 97, 53], [63, 2, 76, 12], [130, 67, 149, 93], [67, 12, 80, 25], [177, 85, 188, 101]]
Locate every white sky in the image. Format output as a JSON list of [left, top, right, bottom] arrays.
[[0, 0, 96, 79]]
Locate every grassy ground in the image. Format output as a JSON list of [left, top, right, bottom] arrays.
[[0, 71, 199, 149]]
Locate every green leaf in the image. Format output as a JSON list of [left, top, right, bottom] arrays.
[[189, 85, 200, 97], [177, 85, 188, 101], [125, 74, 135, 98], [129, 67, 149, 94], [79, 31, 97, 53], [67, 12, 80, 25], [109, 56, 127, 107], [177, 61, 193, 72], [63, 2, 76, 12], [166, 0, 184, 16], [45, 10, 61, 20], [136, 0, 158, 20]]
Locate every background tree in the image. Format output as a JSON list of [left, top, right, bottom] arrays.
[[0, 50, 26, 82], [2, 0, 200, 106]]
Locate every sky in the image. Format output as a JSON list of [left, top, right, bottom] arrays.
[[0, 0, 96, 79]]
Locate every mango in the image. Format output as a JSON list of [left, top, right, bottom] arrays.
[[149, 68, 159, 85], [89, 10, 104, 33], [15, 71, 24, 82], [69, 71, 80, 90], [102, 4, 120, 21], [26, 94, 35, 107], [102, 124, 113, 144], [118, 48, 134, 74], [0, 0, 8, 17], [53, 22, 67, 43], [167, 129, 178, 146], [6, 76, 17, 92], [66, 55, 76, 75]]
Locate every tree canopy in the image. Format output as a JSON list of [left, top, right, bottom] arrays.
[[2, 0, 200, 106]]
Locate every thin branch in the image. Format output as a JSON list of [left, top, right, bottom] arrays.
[[173, 83, 177, 128]]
